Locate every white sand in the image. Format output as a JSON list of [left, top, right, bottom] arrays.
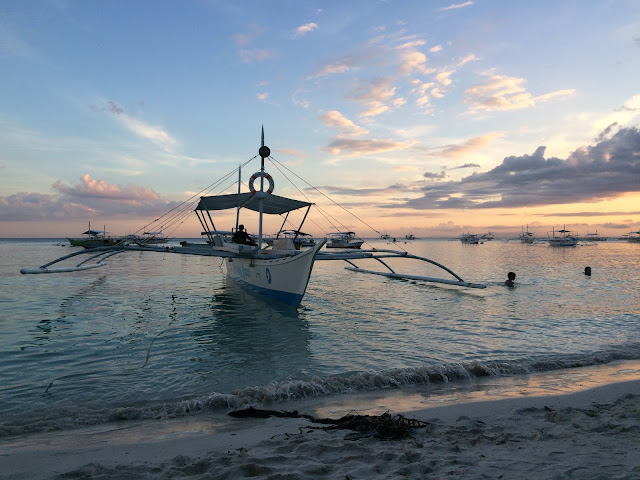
[[2, 370, 640, 479]]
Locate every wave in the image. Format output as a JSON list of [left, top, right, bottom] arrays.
[[3, 343, 640, 436]]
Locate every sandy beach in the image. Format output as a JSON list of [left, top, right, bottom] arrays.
[[2, 368, 639, 480]]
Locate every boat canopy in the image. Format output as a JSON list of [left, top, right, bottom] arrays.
[[196, 192, 311, 215]]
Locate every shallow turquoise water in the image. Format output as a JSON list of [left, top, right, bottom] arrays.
[[1, 238, 639, 435]]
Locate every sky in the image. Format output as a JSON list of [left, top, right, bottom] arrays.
[[1, 0, 639, 239]]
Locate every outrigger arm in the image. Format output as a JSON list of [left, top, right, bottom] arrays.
[[316, 249, 486, 289]]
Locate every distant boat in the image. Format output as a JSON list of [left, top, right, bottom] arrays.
[[627, 231, 640, 243], [380, 233, 390, 240], [480, 232, 495, 241], [326, 231, 364, 249], [405, 233, 416, 240], [519, 225, 535, 244], [277, 229, 316, 249], [460, 233, 480, 244], [67, 223, 125, 249], [581, 230, 607, 242], [548, 226, 578, 247], [132, 230, 170, 245]]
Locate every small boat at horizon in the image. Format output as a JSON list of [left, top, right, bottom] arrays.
[[627, 231, 640, 243], [460, 233, 480, 244], [548, 226, 578, 247], [580, 230, 608, 242], [67, 223, 126, 249], [519, 225, 535, 244], [326, 231, 364, 249]]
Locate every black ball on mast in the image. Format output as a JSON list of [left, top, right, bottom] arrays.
[[259, 145, 270, 159]]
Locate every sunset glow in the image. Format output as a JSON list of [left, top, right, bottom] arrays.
[[1, 1, 639, 239]]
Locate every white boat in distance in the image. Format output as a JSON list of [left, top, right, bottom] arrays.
[[131, 230, 170, 245], [326, 231, 364, 249], [67, 223, 126, 248], [519, 225, 535, 244], [272, 229, 316, 249], [405, 233, 416, 240], [20, 128, 487, 305], [548, 226, 578, 247], [460, 233, 480, 244], [627, 231, 640, 243], [480, 232, 495, 241], [581, 231, 607, 242]]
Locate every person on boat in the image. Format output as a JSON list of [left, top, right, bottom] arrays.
[[504, 271, 516, 287], [233, 225, 257, 246], [584, 266, 591, 276]]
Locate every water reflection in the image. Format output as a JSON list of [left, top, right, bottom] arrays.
[[186, 277, 313, 386]]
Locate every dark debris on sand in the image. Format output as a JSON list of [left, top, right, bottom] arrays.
[[229, 407, 430, 440]]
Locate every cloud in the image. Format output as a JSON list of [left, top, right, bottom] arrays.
[[451, 163, 481, 170], [398, 50, 428, 75], [324, 138, 411, 156], [0, 174, 181, 221], [238, 48, 273, 63], [53, 174, 161, 203], [388, 125, 640, 210], [424, 171, 447, 180], [320, 111, 369, 137], [348, 77, 405, 118], [535, 211, 640, 218], [232, 25, 273, 63], [106, 101, 177, 152], [306, 55, 359, 79], [439, 1, 474, 11], [314, 183, 409, 197], [291, 89, 311, 109], [294, 22, 318, 37], [257, 92, 269, 101], [464, 74, 575, 113], [0, 192, 95, 221], [437, 133, 502, 158]]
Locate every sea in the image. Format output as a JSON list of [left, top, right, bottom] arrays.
[[1, 237, 639, 438]]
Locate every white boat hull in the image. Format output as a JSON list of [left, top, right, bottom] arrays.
[[548, 238, 578, 247], [224, 241, 325, 305]]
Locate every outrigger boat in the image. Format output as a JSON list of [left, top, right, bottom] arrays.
[[460, 233, 480, 244], [20, 128, 486, 305], [326, 231, 364, 249], [67, 222, 126, 248], [519, 225, 535, 244], [548, 225, 578, 247]]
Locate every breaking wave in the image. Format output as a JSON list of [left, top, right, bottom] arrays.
[[3, 343, 639, 436]]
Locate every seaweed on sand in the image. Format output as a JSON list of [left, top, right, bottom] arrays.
[[229, 407, 429, 440]]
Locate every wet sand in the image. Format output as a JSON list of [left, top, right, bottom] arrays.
[[2, 361, 639, 479]]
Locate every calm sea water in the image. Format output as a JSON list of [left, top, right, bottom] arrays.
[[1, 238, 639, 436]]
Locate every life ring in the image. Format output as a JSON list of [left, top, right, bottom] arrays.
[[249, 171, 274, 195]]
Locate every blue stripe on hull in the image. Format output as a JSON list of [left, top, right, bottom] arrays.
[[233, 278, 304, 306]]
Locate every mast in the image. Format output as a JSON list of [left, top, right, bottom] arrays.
[[235, 163, 241, 231], [257, 125, 271, 250]]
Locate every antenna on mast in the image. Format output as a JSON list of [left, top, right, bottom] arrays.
[[258, 126, 270, 160]]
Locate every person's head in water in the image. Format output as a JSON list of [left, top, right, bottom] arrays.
[[505, 271, 516, 287], [584, 266, 591, 276]]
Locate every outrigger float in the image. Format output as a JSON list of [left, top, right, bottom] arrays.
[[20, 128, 486, 305]]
